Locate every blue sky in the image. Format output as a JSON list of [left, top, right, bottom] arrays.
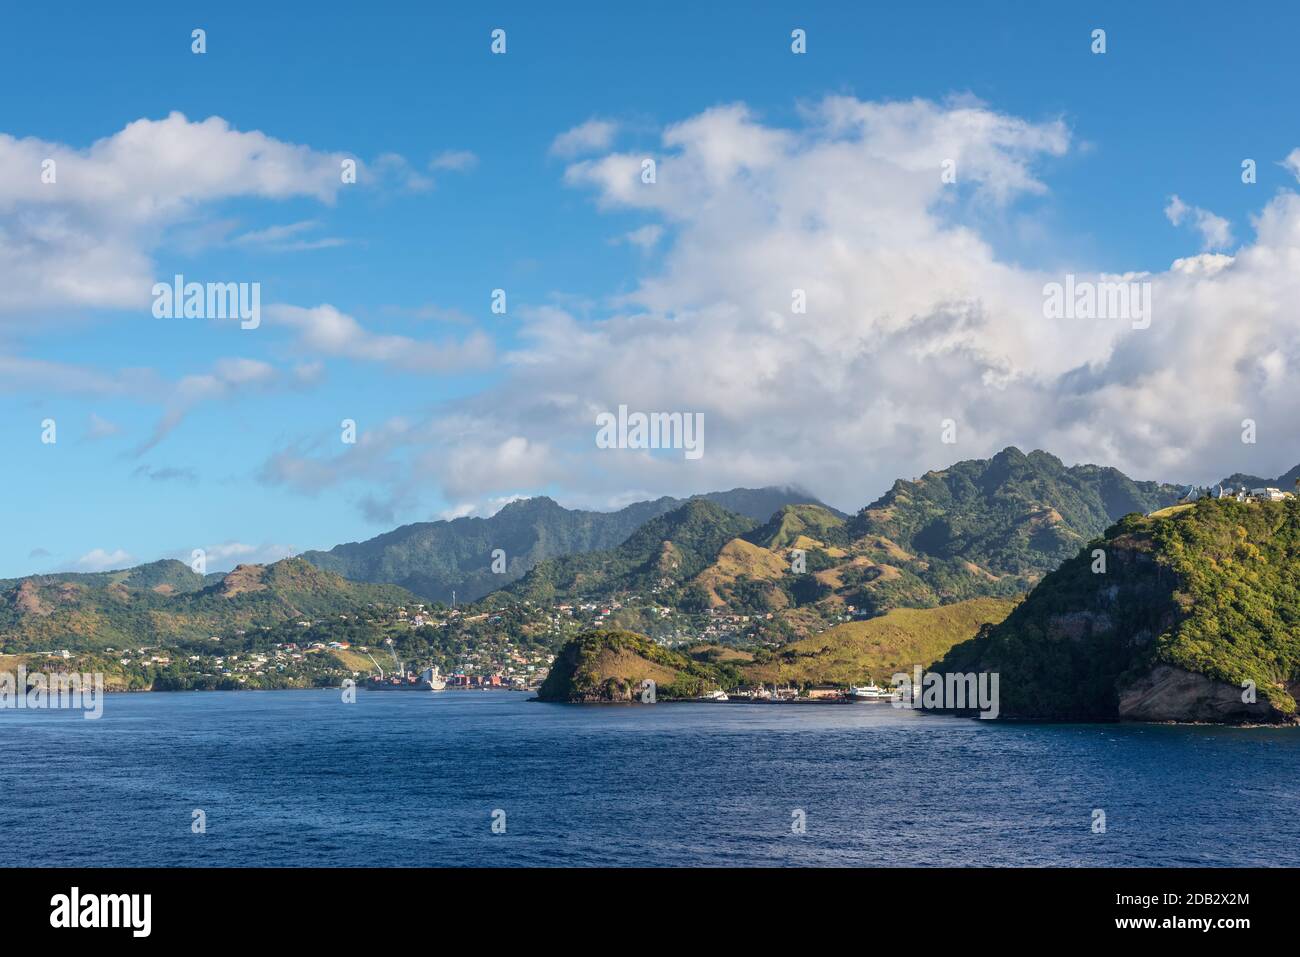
[[3, 0, 1300, 577]]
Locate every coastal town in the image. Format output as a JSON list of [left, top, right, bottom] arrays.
[[13, 588, 868, 697]]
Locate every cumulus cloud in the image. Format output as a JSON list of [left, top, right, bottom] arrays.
[[261, 97, 1300, 515], [0, 112, 357, 315], [1165, 194, 1233, 250]]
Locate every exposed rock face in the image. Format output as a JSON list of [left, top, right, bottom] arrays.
[[1119, 664, 1287, 723]]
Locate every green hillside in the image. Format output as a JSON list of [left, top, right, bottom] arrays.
[[0, 557, 419, 651], [744, 597, 1018, 686], [538, 600, 1015, 701], [744, 503, 849, 551], [849, 447, 1183, 585], [300, 487, 833, 604], [505, 499, 760, 602], [931, 498, 1300, 722], [537, 629, 730, 701], [491, 452, 1187, 641]]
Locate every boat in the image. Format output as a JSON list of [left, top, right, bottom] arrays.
[[364, 665, 447, 691], [846, 682, 896, 702], [699, 689, 730, 702]]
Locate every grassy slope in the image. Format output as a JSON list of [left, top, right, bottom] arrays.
[[743, 597, 1018, 686]]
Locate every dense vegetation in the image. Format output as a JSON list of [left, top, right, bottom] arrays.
[[505, 499, 761, 602], [849, 447, 1183, 584], [301, 487, 832, 603], [0, 558, 419, 651], [537, 629, 730, 701], [1147, 499, 1300, 708], [485, 452, 1187, 642], [538, 599, 1016, 700], [932, 498, 1300, 721]]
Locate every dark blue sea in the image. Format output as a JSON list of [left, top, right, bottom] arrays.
[[4, 690, 1298, 867]]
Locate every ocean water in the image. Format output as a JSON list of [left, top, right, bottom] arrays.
[[3, 689, 1297, 867]]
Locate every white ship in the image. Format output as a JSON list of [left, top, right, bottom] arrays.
[[699, 689, 730, 702], [846, 682, 896, 702], [365, 662, 447, 691]]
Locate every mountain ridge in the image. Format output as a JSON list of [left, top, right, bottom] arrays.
[[0, 556, 419, 651], [299, 486, 836, 603]]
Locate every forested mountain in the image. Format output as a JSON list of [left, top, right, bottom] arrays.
[[299, 487, 833, 603], [930, 498, 1300, 722], [0, 558, 417, 651]]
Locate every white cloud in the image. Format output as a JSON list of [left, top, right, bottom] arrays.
[[0, 355, 159, 398], [192, 541, 297, 570], [550, 118, 618, 158], [233, 220, 345, 252], [0, 350, 320, 456], [439, 437, 557, 501], [266, 303, 494, 372], [133, 356, 299, 455], [260, 99, 1300, 517], [514, 102, 1300, 500], [0, 112, 358, 315], [1282, 148, 1300, 182], [437, 495, 529, 521], [1165, 194, 1233, 251], [73, 548, 133, 572]]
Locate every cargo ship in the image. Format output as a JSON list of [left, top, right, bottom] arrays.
[[364, 664, 447, 691]]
